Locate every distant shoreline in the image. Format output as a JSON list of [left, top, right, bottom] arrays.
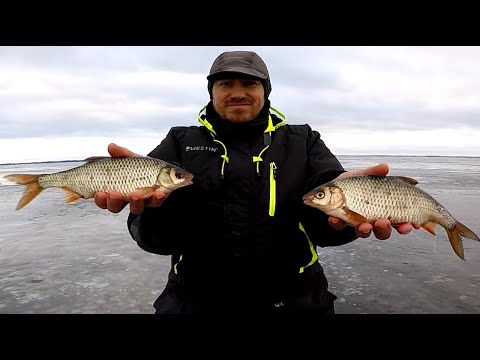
[[1, 154, 480, 166]]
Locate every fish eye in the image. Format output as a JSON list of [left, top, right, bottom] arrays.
[[315, 191, 325, 200], [175, 173, 185, 180]]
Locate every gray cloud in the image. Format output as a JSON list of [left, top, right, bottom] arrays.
[[1, 46, 480, 161]]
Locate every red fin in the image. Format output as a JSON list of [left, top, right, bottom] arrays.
[[4, 174, 44, 210], [343, 208, 368, 226], [135, 187, 156, 198], [421, 221, 437, 236], [392, 176, 418, 186], [60, 188, 83, 203]]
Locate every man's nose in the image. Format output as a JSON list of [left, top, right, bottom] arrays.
[[230, 86, 247, 98]]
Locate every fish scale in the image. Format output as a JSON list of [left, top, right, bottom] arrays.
[[4, 156, 194, 211], [302, 175, 480, 260], [338, 177, 456, 229], [38, 157, 164, 198]]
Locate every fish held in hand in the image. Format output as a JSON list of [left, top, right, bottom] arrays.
[[302, 175, 479, 260], [4, 156, 194, 210]]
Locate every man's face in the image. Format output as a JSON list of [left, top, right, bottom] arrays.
[[211, 76, 265, 123]]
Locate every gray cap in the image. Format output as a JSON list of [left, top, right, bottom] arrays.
[[207, 51, 269, 80], [207, 51, 272, 98]]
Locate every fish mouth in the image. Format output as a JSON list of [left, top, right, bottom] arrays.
[[185, 175, 194, 185], [302, 195, 313, 204], [302, 191, 315, 201]]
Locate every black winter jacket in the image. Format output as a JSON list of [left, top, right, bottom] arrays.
[[127, 102, 358, 313]]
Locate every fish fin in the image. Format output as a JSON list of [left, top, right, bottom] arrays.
[[391, 176, 418, 186], [135, 187, 156, 198], [343, 208, 368, 226], [60, 188, 83, 203], [4, 174, 44, 210], [455, 221, 480, 242], [84, 156, 110, 163], [446, 226, 465, 261], [421, 221, 437, 236]]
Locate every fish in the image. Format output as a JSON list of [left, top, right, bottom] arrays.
[[4, 156, 194, 210], [302, 175, 480, 260]]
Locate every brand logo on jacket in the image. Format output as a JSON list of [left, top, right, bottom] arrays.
[[185, 146, 218, 152]]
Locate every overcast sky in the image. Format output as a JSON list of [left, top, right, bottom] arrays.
[[1, 46, 480, 164]]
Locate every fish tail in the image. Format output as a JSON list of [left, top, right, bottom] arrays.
[[4, 174, 44, 210], [440, 215, 480, 260], [445, 220, 480, 261], [455, 220, 480, 242], [446, 226, 465, 260]]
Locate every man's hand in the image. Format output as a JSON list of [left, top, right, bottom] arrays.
[[106, 143, 140, 158], [93, 143, 169, 215], [336, 162, 390, 180], [329, 163, 421, 240], [94, 189, 168, 215]]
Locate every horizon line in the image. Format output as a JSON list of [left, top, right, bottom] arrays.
[[2, 153, 480, 166]]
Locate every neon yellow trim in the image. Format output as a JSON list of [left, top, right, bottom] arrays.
[[196, 105, 230, 177], [269, 106, 287, 128], [174, 254, 183, 274], [298, 223, 318, 273], [253, 145, 270, 173], [197, 104, 287, 133], [258, 146, 269, 158], [196, 104, 288, 178], [269, 162, 277, 216], [213, 139, 229, 177], [264, 114, 276, 133], [198, 117, 217, 136], [197, 104, 207, 115], [197, 104, 217, 135]]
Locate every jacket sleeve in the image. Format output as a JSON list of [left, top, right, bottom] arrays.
[[127, 127, 191, 255], [300, 125, 359, 247]]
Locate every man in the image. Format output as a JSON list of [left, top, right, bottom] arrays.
[[94, 50, 415, 314]]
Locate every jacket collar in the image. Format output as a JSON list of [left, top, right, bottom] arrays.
[[197, 100, 287, 139]]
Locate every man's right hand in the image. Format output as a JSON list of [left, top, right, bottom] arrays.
[[329, 163, 420, 239], [93, 143, 169, 215]]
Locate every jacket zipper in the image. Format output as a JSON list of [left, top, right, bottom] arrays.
[[269, 162, 277, 216]]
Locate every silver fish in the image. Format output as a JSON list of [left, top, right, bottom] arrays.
[[4, 156, 194, 210], [302, 175, 479, 260]]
